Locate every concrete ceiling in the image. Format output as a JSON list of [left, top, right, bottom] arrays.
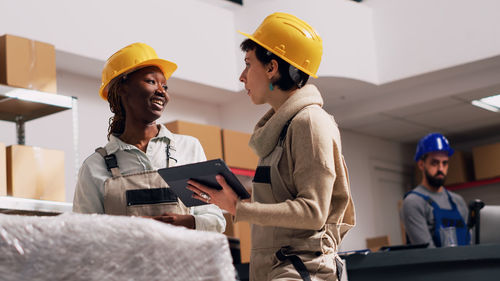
[[315, 54, 500, 145]]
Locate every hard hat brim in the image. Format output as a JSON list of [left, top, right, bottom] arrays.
[[99, 58, 177, 100], [238, 30, 319, 79], [414, 149, 454, 162]]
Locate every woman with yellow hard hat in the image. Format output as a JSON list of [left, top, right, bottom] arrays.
[[73, 43, 225, 233], [188, 12, 355, 280]]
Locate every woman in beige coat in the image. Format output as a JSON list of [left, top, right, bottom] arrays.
[[188, 12, 355, 281]]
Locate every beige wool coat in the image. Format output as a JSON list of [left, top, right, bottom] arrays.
[[234, 84, 355, 250]]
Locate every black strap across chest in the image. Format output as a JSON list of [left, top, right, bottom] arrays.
[[95, 147, 118, 172]]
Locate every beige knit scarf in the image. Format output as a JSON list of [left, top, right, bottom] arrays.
[[249, 84, 324, 158]]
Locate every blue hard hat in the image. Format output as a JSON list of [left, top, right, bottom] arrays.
[[414, 133, 454, 162]]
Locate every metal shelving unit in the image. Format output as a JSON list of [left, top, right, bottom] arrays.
[[0, 84, 77, 144], [0, 84, 78, 215]]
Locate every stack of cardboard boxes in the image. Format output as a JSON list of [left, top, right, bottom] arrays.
[[165, 120, 223, 160], [0, 34, 65, 202], [444, 151, 475, 185], [472, 142, 500, 181]]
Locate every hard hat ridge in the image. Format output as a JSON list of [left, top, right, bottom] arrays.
[[414, 133, 454, 162]]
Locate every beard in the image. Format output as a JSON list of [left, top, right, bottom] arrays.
[[424, 169, 446, 189]]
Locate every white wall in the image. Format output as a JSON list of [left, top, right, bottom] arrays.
[[339, 130, 414, 251], [368, 0, 500, 83], [0, 0, 241, 91], [233, 0, 379, 84], [219, 92, 270, 133], [3, 0, 499, 87], [234, 0, 500, 85], [0, 0, 381, 86]]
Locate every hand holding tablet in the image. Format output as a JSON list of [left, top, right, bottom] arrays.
[[157, 159, 251, 208]]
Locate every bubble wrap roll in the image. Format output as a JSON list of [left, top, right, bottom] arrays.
[[0, 213, 235, 281]]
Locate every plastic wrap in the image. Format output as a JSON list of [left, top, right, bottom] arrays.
[[0, 213, 235, 281]]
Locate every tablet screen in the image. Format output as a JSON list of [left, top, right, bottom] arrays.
[[158, 159, 251, 207]]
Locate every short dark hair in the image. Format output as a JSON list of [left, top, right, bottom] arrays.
[[240, 39, 309, 91]]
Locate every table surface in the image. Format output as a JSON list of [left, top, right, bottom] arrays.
[[343, 244, 500, 281]]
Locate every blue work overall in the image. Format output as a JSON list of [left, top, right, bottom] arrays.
[[407, 190, 470, 247]]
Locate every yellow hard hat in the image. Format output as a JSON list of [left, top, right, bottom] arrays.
[[99, 42, 177, 100], [238, 12, 322, 78]]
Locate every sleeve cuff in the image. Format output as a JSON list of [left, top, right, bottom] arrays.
[[234, 200, 248, 223]]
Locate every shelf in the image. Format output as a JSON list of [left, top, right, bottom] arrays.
[[0, 196, 72, 216], [447, 176, 500, 191], [0, 84, 74, 122], [0, 84, 79, 179]]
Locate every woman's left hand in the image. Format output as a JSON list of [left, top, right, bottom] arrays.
[[187, 175, 238, 215]]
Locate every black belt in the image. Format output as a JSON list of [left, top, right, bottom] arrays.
[[275, 247, 312, 281], [275, 247, 344, 280]]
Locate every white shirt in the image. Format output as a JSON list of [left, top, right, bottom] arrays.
[[73, 124, 226, 233]]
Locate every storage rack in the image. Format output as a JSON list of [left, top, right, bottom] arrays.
[[0, 84, 78, 214]]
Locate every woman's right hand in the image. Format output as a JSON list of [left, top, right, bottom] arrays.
[[187, 175, 239, 216]]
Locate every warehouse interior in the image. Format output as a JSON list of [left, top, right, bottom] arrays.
[[1, 0, 500, 280]]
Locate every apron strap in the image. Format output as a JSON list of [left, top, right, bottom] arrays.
[[95, 147, 121, 177], [166, 142, 177, 167], [275, 247, 312, 281], [278, 105, 318, 146], [278, 117, 294, 146]]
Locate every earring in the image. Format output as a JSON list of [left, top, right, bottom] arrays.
[[269, 83, 274, 91]]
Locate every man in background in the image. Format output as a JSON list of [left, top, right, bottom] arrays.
[[402, 133, 470, 247]]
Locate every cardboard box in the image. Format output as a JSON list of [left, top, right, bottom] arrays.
[[0, 142, 6, 196], [165, 120, 223, 160], [222, 129, 258, 170], [473, 142, 500, 180], [6, 145, 65, 201], [413, 150, 474, 186], [445, 151, 474, 185], [0, 34, 57, 93], [223, 212, 251, 263], [366, 235, 390, 252]]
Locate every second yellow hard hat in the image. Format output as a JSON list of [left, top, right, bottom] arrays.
[[238, 12, 323, 78], [99, 43, 177, 100]]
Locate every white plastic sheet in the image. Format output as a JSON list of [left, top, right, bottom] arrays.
[[0, 213, 235, 281]]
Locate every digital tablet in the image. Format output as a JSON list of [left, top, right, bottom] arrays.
[[157, 158, 251, 207]]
